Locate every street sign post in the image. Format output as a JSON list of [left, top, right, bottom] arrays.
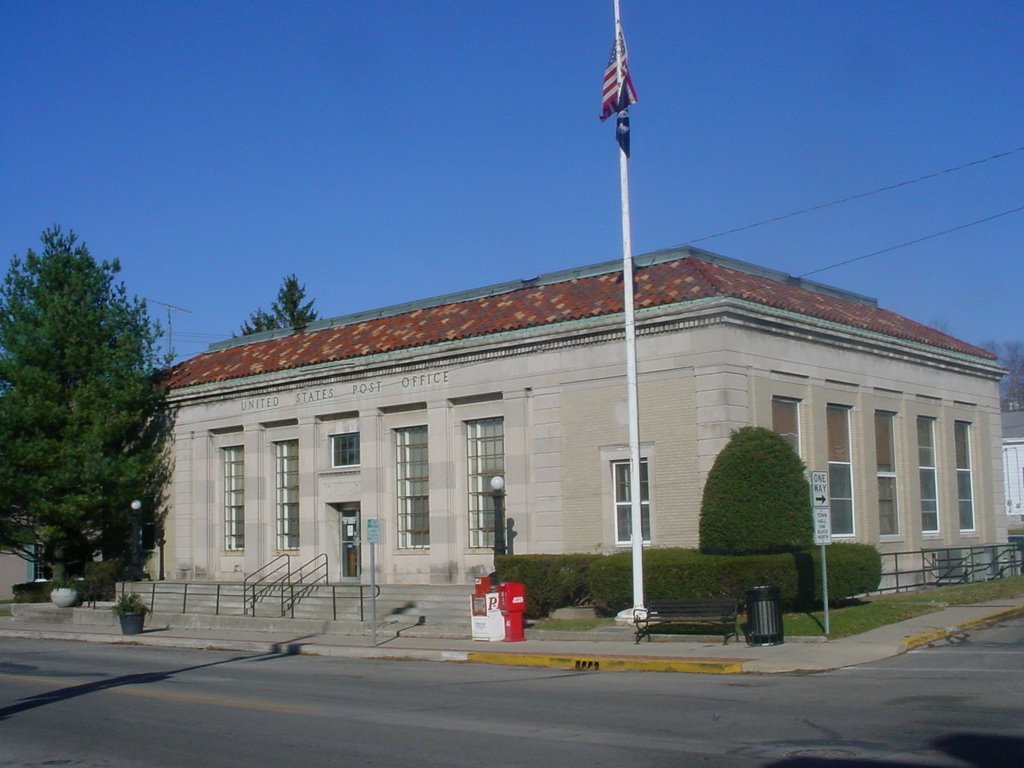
[[809, 471, 831, 636], [366, 519, 381, 646]]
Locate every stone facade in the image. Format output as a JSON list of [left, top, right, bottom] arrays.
[[164, 249, 1007, 586]]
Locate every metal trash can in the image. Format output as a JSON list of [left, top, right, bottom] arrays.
[[746, 585, 784, 646]]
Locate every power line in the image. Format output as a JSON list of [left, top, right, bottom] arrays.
[[680, 144, 1024, 246], [799, 205, 1024, 278]]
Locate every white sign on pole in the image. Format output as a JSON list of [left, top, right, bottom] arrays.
[[810, 471, 829, 508], [810, 470, 831, 546], [366, 518, 381, 544], [813, 509, 832, 546]]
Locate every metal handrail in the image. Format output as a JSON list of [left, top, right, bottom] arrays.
[[110, 579, 380, 622], [243, 554, 291, 616], [282, 554, 329, 617]]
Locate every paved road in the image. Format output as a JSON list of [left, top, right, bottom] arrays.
[[1, 617, 1022, 767]]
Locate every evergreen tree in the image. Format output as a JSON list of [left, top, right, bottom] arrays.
[[699, 426, 813, 555], [240, 274, 318, 335], [0, 227, 171, 576]]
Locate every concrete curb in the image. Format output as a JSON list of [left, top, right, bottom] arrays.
[[465, 650, 749, 674], [899, 604, 1024, 652], [468, 651, 749, 675]]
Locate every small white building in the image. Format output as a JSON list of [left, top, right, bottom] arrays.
[[163, 247, 1008, 587], [1003, 411, 1024, 525]]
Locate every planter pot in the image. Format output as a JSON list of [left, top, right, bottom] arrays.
[[50, 587, 79, 608], [118, 613, 145, 635]]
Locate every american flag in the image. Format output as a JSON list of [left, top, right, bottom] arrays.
[[600, 27, 637, 121]]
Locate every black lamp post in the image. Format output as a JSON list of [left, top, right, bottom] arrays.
[[490, 475, 506, 561], [128, 499, 142, 581]]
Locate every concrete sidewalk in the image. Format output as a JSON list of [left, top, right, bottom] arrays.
[[2, 597, 1023, 674]]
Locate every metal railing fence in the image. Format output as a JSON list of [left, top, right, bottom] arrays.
[[876, 543, 1023, 594]]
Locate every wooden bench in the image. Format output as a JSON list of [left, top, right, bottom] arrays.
[[632, 598, 738, 644]]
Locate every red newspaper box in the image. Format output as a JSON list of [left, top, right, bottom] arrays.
[[498, 582, 527, 642]]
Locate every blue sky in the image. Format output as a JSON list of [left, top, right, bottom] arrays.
[[2, 1, 1022, 363]]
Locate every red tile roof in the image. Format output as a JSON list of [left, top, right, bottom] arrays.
[[166, 252, 996, 389]]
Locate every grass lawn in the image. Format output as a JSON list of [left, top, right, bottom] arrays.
[[534, 575, 1024, 640], [787, 575, 1024, 639]]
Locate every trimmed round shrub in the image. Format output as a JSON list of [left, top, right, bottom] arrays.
[[699, 426, 813, 554]]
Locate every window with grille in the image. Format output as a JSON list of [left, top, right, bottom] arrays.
[[875, 411, 899, 535], [613, 459, 650, 545], [331, 432, 360, 468], [224, 446, 245, 551], [275, 440, 299, 550], [396, 426, 429, 548], [917, 416, 939, 533], [954, 421, 975, 531], [827, 405, 855, 536], [467, 418, 504, 549]]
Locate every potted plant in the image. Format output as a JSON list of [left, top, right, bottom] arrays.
[[112, 592, 149, 635], [49, 575, 80, 608]]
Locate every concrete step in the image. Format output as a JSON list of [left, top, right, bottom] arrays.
[[109, 581, 475, 637], [10, 602, 77, 624]]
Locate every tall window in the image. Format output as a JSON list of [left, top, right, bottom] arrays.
[[955, 421, 975, 531], [827, 405, 855, 536], [275, 440, 299, 549], [467, 418, 504, 548], [772, 397, 801, 455], [396, 426, 429, 548], [613, 459, 650, 545], [917, 416, 939, 533], [875, 411, 899, 535], [331, 432, 360, 468], [223, 446, 245, 551]]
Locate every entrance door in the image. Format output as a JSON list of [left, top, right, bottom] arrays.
[[337, 503, 361, 579]]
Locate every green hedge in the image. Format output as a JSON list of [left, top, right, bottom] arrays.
[[82, 560, 122, 602], [587, 544, 881, 614], [495, 554, 602, 619], [12, 582, 50, 603]]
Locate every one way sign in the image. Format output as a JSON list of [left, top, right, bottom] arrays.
[[810, 471, 831, 545]]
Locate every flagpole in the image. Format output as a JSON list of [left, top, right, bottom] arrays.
[[612, 0, 645, 615]]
